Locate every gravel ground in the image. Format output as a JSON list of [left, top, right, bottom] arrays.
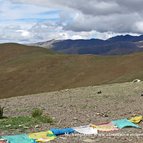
[[0, 81, 143, 143]]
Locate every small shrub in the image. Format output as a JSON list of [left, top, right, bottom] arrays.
[[0, 106, 4, 119], [37, 115, 54, 124], [32, 108, 43, 118]]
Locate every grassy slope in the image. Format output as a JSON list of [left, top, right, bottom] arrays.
[[0, 43, 143, 99]]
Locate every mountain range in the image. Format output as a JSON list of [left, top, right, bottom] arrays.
[[33, 34, 143, 55]]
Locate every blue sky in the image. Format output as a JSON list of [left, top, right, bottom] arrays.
[[0, 0, 60, 22], [0, 0, 66, 43], [0, 0, 143, 43]]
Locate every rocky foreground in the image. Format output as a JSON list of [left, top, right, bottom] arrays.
[[0, 81, 143, 143]]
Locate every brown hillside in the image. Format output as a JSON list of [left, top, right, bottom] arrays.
[[0, 43, 143, 99]]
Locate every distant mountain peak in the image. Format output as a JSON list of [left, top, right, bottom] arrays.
[[31, 34, 143, 55], [108, 34, 143, 42]]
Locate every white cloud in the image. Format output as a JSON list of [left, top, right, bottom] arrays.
[[10, 0, 143, 33], [134, 21, 143, 33], [1, 0, 143, 43], [16, 30, 31, 37]]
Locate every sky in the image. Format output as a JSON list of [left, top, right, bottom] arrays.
[[0, 0, 143, 43]]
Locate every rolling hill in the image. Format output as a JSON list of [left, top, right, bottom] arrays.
[[33, 34, 143, 55], [1, 43, 143, 99]]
